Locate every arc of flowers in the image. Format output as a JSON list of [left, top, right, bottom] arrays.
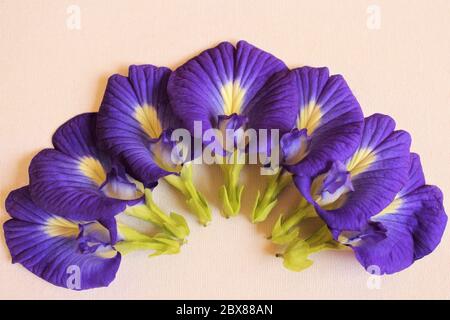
[[3, 41, 447, 290]]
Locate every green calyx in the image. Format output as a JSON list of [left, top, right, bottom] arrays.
[[125, 189, 190, 241], [278, 239, 313, 272], [277, 225, 346, 272], [270, 199, 346, 272], [251, 169, 292, 223], [119, 188, 190, 257], [164, 163, 212, 226], [218, 150, 245, 218], [115, 224, 181, 257], [270, 202, 316, 245]]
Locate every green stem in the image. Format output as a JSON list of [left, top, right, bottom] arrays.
[[251, 169, 292, 223], [164, 163, 212, 226], [218, 150, 245, 218]]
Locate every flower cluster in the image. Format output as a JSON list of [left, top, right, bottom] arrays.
[[4, 41, 447, 290]]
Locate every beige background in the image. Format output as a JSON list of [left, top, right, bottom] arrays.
[[1, 0, 449, 299]]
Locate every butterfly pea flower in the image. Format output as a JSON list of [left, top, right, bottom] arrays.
[[339, 153, 447, 274], [295, 114, 412, 233], [252, 66, 364, 223], [28, 113, 145, 236], [28, 112, 188, 241], [168, 41, 299, 217], [273, 114, 412, 271], [4, 187, 184, 290], [97, 65, 212, 226], [4, 186, 121, 290]]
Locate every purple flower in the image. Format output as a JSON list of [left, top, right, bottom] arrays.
[[4, 187, 184, 290], [295, 114, 412, 234], [168, 41, 298, 136], [97, 65, 182, 186], [271, 114, 416, 271], [168, 41, 299, 216], [29, 113, 144, 237], [252, 66, 364, 222], [97, 64, 211, 225], [282, 67, 364, 175], [339, 154, 447, 274], [4, 187, 121, 290], [5, 72, 190, 291]]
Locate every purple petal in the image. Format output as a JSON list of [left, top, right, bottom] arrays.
[[53, 112, 105, 160], [397, 153, 425, 197], [168, 41, 293, 134], [286, 67, 364, 176], [244, 69, 299, 133]]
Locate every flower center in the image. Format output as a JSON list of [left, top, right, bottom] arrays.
[[77, 222, 116, 257], [316, 160, 354, 206], [99, 166, 144, 200], [217, 113, 249, 153], [150, 129, 184, 173], [280, 128, 310, 165]]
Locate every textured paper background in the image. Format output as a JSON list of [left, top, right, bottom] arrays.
[[1, 0, 449, 299]]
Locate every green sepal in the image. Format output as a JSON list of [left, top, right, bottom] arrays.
[[306, 225, 346, 252], [280, 239, 314, 272], [147, 233, 182, 257], [124, 189, 190, 240], [124, 204, 155, 222], [251, 191, 279, 223], [278, 224, 346, 272], [114, 239, 180, 256], [270, 204, 316, 244], [251, 170, 292, 223], [185, 191, 211, 226], [115, 225, 181, 256], [143, 189, 190, 239], [164, 163, 212, 226], [271, 215, 300, 245], [218, 183, 244, 218], [219, 152, 244, 217], [118, 223, 154, 242], [163, 212, 190, 241]]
